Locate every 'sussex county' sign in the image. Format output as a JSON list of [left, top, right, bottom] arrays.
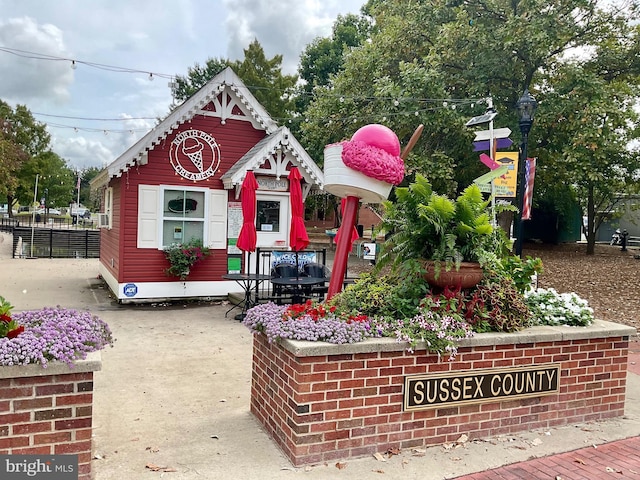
[[404, 364, 560, 411]]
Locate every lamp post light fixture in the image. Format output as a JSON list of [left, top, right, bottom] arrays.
[[514, 89, 538, 257]]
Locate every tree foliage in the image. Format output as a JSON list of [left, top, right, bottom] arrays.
[[297, 0, 639, 254], [170, 39, 297, 120], [0, 101, 54, 213], [16, 151, 75, 210], [295, 14, 371, 116]]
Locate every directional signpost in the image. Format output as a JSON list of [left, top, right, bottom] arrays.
[[465, 103, 514, 227], [473, 127, 512, 142], [473, 165, 509, 187], [479, 153, 500, 170], [473, 137, 513, 152]]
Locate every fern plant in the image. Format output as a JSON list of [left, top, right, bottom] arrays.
[[378, 174, 513, 276]]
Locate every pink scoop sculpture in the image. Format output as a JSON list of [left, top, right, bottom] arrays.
[[325, 123, 423, 299]]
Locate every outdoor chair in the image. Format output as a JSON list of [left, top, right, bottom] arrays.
[[270, 263, 307, 302], [302, 262, 330, 299]]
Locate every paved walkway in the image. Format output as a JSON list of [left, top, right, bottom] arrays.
[[454, 342, 640, 480], [454, 436, 640, 479]]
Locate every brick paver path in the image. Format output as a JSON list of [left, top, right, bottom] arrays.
[[453, 436, 640, 479]]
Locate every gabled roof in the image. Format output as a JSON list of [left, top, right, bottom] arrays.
[[221, 126, 324, 191], [105, 67, 278, 180]]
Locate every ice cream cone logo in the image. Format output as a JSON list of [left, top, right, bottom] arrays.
[[181, 137, 205, 172], [170, 129, 221, 181]]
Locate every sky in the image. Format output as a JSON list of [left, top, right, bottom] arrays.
[[0, 0, 365, 171]]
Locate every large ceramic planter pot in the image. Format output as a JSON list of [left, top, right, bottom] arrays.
[[423, 261, 483, 289]]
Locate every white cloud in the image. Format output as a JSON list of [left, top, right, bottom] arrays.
[[0, 16, 74, 104], [0, 0, 364, 169], [52, 135, 114, 169], [222, 0, 361, 73]]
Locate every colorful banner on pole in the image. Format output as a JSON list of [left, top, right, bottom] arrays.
[[522, 158, 536, 220]]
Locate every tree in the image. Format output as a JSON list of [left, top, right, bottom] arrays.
[[79, 167, 102, 209], [170, 39, 297, 120], [232, 40, 297, 120], [295, 14, 371, 115], [534, 61, 640, 254], [297, 0, 640, 254], [171, 58, 230, 104], [0, 118, 27, 207], [298, 2, 484, 194], [14, 152, 75, 211], [0, 101, 51, 215]]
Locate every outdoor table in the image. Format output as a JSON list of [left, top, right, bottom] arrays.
[[269, 276, 326, 304], [223, 273, 272, 320]]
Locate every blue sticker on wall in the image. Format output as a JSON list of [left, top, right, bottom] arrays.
[[123, 283, 138, 297]]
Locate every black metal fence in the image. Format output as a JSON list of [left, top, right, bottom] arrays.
[[8, 215, 96, 229], [0, 218, 20, 233], [11, 226, 101, 259]]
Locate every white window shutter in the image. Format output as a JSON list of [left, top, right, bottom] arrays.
[[137, 185, 159, 248], [208, 190, 227, 249]]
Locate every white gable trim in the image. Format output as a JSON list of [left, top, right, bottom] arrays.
[[221, 126, 324, 194], [106, 67, 277, 180]]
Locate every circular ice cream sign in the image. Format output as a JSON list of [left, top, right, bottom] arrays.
[[170, 130, 221, 181]]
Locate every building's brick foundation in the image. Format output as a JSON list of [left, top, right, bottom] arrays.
[[0, 354, 101, 479], [249, 321, 634, 466]]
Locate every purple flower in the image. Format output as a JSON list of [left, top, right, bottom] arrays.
[[243, 302, 376, 345], [0, 307, 113, 368]]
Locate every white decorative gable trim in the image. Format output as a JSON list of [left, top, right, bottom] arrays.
[[220, 126, 324, 199], [105, 67, 277, 180]]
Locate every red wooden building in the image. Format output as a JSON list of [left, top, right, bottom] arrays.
[[92, 67, 324, 302]]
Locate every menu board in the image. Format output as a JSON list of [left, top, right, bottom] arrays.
[[227, 202, 243, 255]]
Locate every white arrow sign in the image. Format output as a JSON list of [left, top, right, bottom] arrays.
[[474, 127, 512, 142]]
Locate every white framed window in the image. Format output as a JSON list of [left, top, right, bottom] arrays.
[[98, 187, 113, 229], [137, 184, 227, 249], [161, 187, 206, 247]]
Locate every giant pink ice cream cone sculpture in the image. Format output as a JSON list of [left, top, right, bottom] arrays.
[[325, 124, 423, 299]]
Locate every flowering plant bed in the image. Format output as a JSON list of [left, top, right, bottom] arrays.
[[243, 272, 596, 360], [243, 301, 372, 344], [0, 296, 113, 368]]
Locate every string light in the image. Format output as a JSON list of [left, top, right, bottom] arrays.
[[4, 46, 487, 135], [0, 46, 175, 79]]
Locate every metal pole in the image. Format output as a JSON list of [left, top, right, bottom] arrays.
[[327, 195, 359, 299], [30, 174, 39, 258], [514, 128, 529, 257], [76, 170, 82, 228], [487, 102, 497, 227]]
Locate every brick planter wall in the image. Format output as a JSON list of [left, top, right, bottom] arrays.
[[249, 321, 635, 466], [0, 353, 102, 480]]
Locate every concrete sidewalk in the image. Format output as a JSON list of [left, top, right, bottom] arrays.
[[1, 232, 639, 479]]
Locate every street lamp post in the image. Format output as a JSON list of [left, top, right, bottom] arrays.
[[514, 89, 537, 257]]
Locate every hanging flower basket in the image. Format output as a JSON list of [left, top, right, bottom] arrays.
[[163, 239, 211, 280]]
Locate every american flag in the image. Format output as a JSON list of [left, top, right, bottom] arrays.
[[522, 158, 536, 220], [76, 173, 82, 191]]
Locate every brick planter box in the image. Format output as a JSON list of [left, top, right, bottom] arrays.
[[0, 353, 102, 480], [249, 320, 635, 466]]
